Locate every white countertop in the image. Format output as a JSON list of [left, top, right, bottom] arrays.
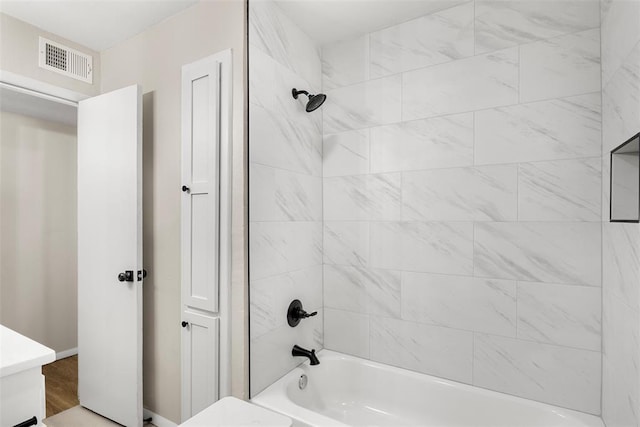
[[0, 325, 55, 378]]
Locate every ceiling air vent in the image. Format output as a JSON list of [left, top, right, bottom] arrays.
[[39, 37, 93, 84]]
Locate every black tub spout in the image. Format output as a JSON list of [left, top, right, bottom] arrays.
[[292, 344, 320, 365]]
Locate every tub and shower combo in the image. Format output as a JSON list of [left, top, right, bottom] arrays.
[[248, 0, 635, 425]]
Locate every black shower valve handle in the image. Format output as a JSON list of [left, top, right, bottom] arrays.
[[287, 299, 317, 327], [299, 309, 317, 319]]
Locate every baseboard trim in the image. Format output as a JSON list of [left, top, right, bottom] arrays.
[[56, 347, 78, 360], [143, 408, 178, 427]]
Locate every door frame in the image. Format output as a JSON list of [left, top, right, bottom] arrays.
[[180, 48, 233, 420], [0, 69, 88, 105]]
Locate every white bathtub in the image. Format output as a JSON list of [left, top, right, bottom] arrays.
[[252, 350, 604, 427]]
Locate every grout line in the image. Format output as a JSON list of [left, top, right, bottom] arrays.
[[472, 0, 476, 56], [518, 45, 521, 104], [323, 155, 604, 179], [323, 259, 602, 289], [323, 89, 601, 138], [321, 306, 603, 354], [471, 331, 475, 384], [515, 281, 520, 339], [324, 25, 600, 94], [472, 222, 476, 277], [516, 162, 520, 221], [598, 8, 605, 416]]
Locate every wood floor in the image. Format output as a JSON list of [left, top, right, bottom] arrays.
[[42, 355, 79, 417]]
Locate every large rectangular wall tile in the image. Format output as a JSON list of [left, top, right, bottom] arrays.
[[324, 75, 401, 133], [473, 334, 601, 414], [603, 222, 640, 310], [403, 165, 517, 221], [322, 35, 369, 91], [474, 222, 601, 286], [249, 1, 322, 89], [250, 164, 322, 222], [323, 129, 370, 177], [249, 221, 322, 280], [250, 266, 322, 340], [518, 158, 601, 221], [324, 309, 370, 359], [475, 0, 600, 54], [369, 2, 473, 78], [402, 273, 516, 337], [370, 317, 473, 383], [603, 43, 640, 153], [520, 29, 600, 102], [250, 105, 322, 176], [370, 221, 473, 275], [324, 174, 401, 220], [601, 0, 640, 85], [250, 313, 323, 395], [324, 221, 369, 267], [402, 48, 518, 121], [324, 265, 401, 318], [250, 48, 321, 131], [602, 290, 640, 426], [370, 113, 473, 173], [517, 282, 601, 351], [475, 93, 601, 164]]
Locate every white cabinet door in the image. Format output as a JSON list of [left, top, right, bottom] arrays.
[[77, 85, 143, 427], [181, 57, 220, 314], [180, 49, 232, 423], [181, 311, 219, 418]]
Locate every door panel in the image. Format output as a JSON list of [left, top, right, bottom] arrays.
[[181, 311, 219, 417], [77, 85, 142, 427], [181, 61, 220, 314]]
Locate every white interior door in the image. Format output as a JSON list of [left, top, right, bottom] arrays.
[[77, 85, 143, 427]]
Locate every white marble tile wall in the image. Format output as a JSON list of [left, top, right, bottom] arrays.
[[473, 334, 601, 413], [475, 0, 600, 54], [601, 1, 640, 425], [249, 0, 324, 396], [520, 29, 601, 102], [321, 0, 603, 414]]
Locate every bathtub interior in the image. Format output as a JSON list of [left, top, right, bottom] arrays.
[[254, 351, 604, 427]]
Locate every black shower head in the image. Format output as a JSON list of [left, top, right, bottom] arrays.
[[292, 88, 326, 112]]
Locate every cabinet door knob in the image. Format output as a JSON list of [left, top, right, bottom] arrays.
[[181, 321, 189, 328], [182, 185, 190, 193]]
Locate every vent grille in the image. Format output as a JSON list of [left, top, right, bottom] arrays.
[[39, 37, 93, 84]]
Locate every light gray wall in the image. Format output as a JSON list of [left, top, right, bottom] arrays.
[[248, 0, 324, 396], [321, 0, 602, 415], [0, 111, 77, 355], [601, 0, 640, 425], [100, 1, 247, 422]]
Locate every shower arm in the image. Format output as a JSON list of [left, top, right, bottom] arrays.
[[292, 88, 310, 99]]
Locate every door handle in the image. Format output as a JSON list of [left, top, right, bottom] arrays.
[[118, 271, 134, 282], [13, 416, 37, 427], [118, 270, 148, 282]]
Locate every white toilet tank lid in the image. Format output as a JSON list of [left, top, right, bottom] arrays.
[[179, 396, 293, 427]]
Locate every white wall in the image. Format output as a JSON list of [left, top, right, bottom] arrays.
[[100, 1, 247, 422], [601, 0, 640, 425], [248, 0, 324, 396], [0, 111, 77, 355], [0, 13, 100, 96], [321, 0, 602, 414]]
